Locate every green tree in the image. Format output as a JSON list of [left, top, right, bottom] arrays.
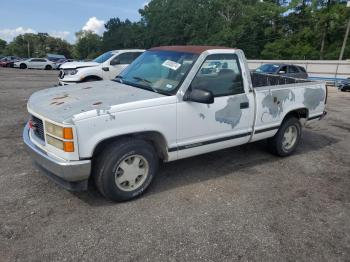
[[74, 31, 102, 59], [102, 18, 146, 51], [0, 38, 6, 55], [5, 33, 73, 58]]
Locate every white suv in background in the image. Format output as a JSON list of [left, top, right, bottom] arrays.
[[14, 58, 56, 70], [58, 49, 144, 85]]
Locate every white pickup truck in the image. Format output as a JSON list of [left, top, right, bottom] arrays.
[[23, 46, 327, 201], [58, 49, 144, 85]]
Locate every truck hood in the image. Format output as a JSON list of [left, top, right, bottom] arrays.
[[28, 80, 165, 123], [60, 61, 100, 69]]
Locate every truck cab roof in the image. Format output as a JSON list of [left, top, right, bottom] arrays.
[[149, 45, 236, 54]]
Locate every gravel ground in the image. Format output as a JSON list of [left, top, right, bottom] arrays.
[[0, 68, 349, 262]]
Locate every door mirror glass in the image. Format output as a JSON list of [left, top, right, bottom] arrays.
[[278, 70, 286, 74], [184, 88, 214, 104]]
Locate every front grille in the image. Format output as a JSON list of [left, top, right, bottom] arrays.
[[31, 115, 45, 141], [59, 70, 65, 79]]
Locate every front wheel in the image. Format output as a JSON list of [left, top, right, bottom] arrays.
[[93, 138, 159, 202], [20, 63, 27, 69], [45, 65, 52, 70], [268, 117, 302, 157]]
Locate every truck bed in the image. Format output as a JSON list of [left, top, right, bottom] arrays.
[[251, 72, 311, 88], [250, 72, 326, 141]]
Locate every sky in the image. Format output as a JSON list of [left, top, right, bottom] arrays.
[[0, 0, 148, 43]]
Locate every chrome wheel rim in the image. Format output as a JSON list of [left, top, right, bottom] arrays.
[[115, 155, 149, 192], [282, 125, 298, 151]]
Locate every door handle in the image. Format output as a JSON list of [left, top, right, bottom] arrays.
[[240, 102, 249, 109]]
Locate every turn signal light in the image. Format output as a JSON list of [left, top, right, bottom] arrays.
[[63, 127, 73, 139], [63, 141, 74, 152]]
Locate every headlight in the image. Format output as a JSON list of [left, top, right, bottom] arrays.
[[64, 69, 78, 75], [46, 135, 74, 152], [45, 121, 74, 152]]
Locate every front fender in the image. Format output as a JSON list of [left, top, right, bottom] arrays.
[[73, 103, 178, 159]]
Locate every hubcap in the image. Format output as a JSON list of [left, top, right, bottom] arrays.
[[282, 125, 298, 151], [114, 155, 149, 192]]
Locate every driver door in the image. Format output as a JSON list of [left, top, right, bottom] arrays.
[[176, 53, 254, 159]]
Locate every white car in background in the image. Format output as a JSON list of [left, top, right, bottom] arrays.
[[14, 58, 56, 70], [58, 49, 145, 85]]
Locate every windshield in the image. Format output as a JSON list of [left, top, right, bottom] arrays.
[[93, 51, 115, 63], [256, 64, 280, 73], [117, 50, 198, 95]]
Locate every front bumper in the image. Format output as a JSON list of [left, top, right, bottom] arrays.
[[58, 80, 78, 86], [23, 124, 91, 191]]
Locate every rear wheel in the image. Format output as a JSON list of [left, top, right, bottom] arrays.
[[93, 138, 159, 202], [268, 117, 302, 157], [20, 63, 27, 69]]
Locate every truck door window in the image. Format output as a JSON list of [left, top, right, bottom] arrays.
[[116, 53, 135, 65], [191, 54, 244, 96], [133, 52, 143, 60]]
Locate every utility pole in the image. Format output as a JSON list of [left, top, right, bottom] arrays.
[[339, 0, 350, 61], [27, 41, 30, 58]]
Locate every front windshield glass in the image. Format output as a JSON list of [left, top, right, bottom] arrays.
[[256, 64, 279, 73], [93, 51, 115, 63], [117, 50, 199, 95]]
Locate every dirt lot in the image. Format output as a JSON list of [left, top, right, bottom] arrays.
[[0, 67, 349, 262]]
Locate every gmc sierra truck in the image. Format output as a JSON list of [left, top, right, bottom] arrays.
[[23, 46, 327, 202]]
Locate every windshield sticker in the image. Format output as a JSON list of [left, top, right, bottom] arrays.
[[166, 84, 173, 89], [162, 60, 181, 71]]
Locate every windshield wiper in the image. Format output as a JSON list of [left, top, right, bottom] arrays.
[[132, 76, 158, 93], [114, 75, 124, 83], [133, 76, 152, 84]]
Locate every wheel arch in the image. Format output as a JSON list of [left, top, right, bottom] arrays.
[[81, 75, 103, 82], [92, 131, 169, 161], [283, 107, 309, 122]]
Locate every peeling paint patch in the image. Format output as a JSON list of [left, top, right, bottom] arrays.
[[199, 113, 205, 120], [215, 95, 248, 128], [262, 89, 295, 118], [107, 111, 116, 120], [303, 88, 325, 110], [53, 94, 69, 100]]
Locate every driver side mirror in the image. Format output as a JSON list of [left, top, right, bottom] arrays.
[[184, 88, 214, 104]]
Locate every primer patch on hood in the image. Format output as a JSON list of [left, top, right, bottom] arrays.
[[27, 81, 164, 123]]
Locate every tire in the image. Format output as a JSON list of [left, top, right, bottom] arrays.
[[20, 63, 27, 69], [268, 117, 302, 157], [93, 138, 159, 202], [45, 65, 52, 70]]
